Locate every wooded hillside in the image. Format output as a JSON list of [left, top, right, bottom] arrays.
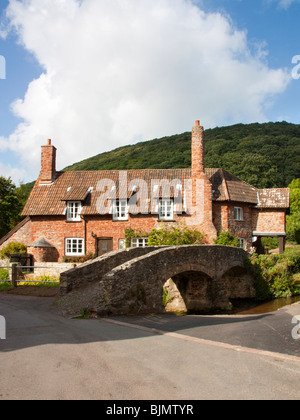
[[64, 121, 300, 188]]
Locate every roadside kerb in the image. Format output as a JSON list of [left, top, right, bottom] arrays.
[[101, 317, 300, 364]]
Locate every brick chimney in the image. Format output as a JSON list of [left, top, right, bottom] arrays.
[[192, 120, 205, 178], [39, 139, 57, 184], [190, 121, 217, 242]]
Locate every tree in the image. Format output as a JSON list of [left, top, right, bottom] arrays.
[[0, 177, 24, 238], [286, 179, 300, 243], [289, 178, 300, 214]]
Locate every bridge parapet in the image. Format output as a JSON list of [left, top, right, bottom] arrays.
[[60, 246, 170, 295]]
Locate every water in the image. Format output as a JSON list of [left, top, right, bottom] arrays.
[[233, 295, 300, 315]]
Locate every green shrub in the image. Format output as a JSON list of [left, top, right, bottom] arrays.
[[148, 226, 204, 246], [246, 252, 300, 300], [18, 275, 60, 288], [0, 268, 9, 280], [124, 228, 150, 248], [0, 242, 27, 259], [214, 231, 239, 247]]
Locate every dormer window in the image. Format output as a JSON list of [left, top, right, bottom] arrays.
[[67, 201, 82, 221], [112, 199, 128, 221], [159, 198, 174, 220]]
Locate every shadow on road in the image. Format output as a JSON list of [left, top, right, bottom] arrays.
[[0, 294, 299, 358]]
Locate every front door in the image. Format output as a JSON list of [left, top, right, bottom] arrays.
[[97, 238, 113, 257]]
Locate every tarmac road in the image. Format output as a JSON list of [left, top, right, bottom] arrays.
[[0, 294, 299, 400]]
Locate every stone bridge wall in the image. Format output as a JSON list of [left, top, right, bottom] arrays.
[[100, 245, 255, 315], [60, 246, 169, 295]]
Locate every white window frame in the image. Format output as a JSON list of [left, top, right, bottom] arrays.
[[234, 207, 243, 221], [131, 238, 149, 248], [118, 239, 126, 250], [67, 201, 82, 221], [65, 238, 85, 256], [159, 198, 174, 220], [238, 238, 246, 250], [112, 199, 128, 221]]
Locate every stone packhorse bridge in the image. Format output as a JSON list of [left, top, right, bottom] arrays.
[[60, 245, 256, 315]]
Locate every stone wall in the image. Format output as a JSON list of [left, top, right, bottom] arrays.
[[98, 245, 255, 315], [60, 246, 169, 295], [26, 263, 76, 280]]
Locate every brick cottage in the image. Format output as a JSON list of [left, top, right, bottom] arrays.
[[0, 121, 289, 262]]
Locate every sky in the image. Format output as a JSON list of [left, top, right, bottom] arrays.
[[0, 0, 299, 185]]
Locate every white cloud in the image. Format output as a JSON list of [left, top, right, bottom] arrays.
[[1, 0, 291, 183], [266, 0, 300, 9]]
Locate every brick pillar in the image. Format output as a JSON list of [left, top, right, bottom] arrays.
[[39, 139, 56, 184]]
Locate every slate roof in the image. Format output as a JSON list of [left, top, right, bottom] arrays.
[[22, 168, 289, 216]]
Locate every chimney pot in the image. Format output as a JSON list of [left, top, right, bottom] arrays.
[[195, 120, 200, 126], [47, 139, 51, 146]]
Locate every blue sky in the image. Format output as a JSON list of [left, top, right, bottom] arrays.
[[0, 0, 299, 184]]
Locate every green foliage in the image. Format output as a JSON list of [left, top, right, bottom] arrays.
[[147, 225, 204, 246], [18, 275, 60, 288], [162, 288, 171, 307], [0, 177, 26, 238], [261, 237, 279, 250], [124, 228, 150, 248], [0, 268, 9, 280], [63, 121, 300, 188], [246, 249, 300, 300], [286, 178, 300, 243], [0, 268, 11, 290], [0, 242, 27, 259], [214, 231, 239, 247]]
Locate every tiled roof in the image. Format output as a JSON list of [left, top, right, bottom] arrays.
[[29, 238, 55, 248], [22, 168, 288, 216], [257, 188, 290, 208]]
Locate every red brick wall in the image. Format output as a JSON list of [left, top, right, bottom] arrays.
[[252, 208, 286, 233], [213, 202, 253, 248], [29, 213, 186, 261]]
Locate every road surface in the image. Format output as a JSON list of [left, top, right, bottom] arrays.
[[0, 294, 299, 400]]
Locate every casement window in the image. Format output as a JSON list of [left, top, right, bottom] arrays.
[[112, 199, 128, 221], [65, 238, 84, 256], [118, 239, 126, 250], [159, 198, 174, 220], [234, 207, 243, 221], [131, 238, 149, 248], [238, 238, 246, 250], [66, 201, 82, 221]]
